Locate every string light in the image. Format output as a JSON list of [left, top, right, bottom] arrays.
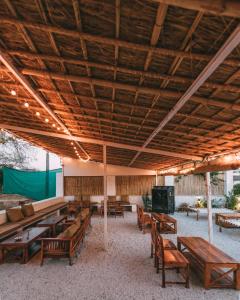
[[57, 127, 60, 131], [36, 112, 40, 117], [10, 90, 16, 96], [24, 102, 29, 108], [52, 124, 56, 128], [71, 142, 74, 145], [45, 118, 49, 123]]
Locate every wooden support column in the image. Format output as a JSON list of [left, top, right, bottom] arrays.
[[155, 170, 158, 186], [205, 172, 213, 243], [103, 144, 108, 250]]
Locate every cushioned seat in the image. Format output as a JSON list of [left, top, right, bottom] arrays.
[[0, 202, 67, 240], [164, 250, 189, 266], [7, 207, 24, 222], [22, 203, 34, 217]]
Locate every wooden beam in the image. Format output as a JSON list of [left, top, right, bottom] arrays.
[[152, 0, 240, 18], [2, 17, 240, 67], [129, 24, 240, 166], [3, 50, 240, 94], [3, 79, 240, 113], [0, 123, 203, 161]]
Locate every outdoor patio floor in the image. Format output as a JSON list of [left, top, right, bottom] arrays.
[[0, 212, 239, 300]]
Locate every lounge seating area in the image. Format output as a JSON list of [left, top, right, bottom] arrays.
[[0, 211, 239, 299], [0, 199, 91, 265]]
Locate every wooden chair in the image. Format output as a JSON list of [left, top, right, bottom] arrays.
[[115, 203, 124, 217], [138, 207, 151, 234], [155, 232, 190, 288], [150, 217, 176, 261]]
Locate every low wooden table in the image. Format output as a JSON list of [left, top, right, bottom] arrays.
[[0, 227, 49, 264], [177, 236, 240, 289], [36, 215, 66, 236], [186, 207, 234, 221], [215, 213, 240, 232], [152, 213, 177, 234]]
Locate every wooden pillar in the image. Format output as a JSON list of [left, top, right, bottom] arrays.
[[103, 144, 108, 250], [155, 170, 158, 186], [45, 151, 50, 199], [205, 172, 213, 243]]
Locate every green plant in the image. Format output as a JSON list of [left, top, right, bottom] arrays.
[[225, 192, 237, 210], [224, 184, 240, 210]]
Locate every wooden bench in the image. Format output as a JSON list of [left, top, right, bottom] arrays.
[[215, 213, 240, 232], [177, 236, 240, 289], [0, 202, 67, 241], [40, 212, 91, 265], [152, 213, 177, 234]]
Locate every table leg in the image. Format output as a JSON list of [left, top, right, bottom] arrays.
[[0, 247, 4, 264], [177, 240, 181, 251], [22, 246, 29, 264], [204, 264, 211, 289], [52, 225, 55, 237], [234, 265, 240, 290]]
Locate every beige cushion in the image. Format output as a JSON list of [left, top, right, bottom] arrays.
[[58, 224, 79, 238], [22, 203, 34, 217], [7, 207, 24, 222], [74, 215, 81, 226]]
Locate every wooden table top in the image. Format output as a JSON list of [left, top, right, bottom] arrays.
[[178, 236, 238, 264], [152, 213, 176, 223], [37, 215, 66, 226], [0, 227, 49, 246]]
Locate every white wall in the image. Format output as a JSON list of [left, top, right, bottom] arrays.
[[63, 158, 155, 176]]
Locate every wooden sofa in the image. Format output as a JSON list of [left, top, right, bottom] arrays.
[[40, 209, 91, 265], [0, 202, 67, 241]]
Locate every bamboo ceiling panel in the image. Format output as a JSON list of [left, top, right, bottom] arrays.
[[0, 0, 240, 170]]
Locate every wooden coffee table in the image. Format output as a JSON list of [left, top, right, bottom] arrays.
[[0, 227, 49, 264], [177, 236, 240, 289], [152, 213, 177, 234], [36, 215, 66, 236]]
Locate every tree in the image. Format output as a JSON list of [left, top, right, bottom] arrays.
[[0, 130, 36, 169]]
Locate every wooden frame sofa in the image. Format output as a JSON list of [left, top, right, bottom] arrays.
[[0, 202, 67, 241], [40, 209, 91, 265]]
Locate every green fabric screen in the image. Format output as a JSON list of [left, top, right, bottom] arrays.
[[2, 167, 62, 201]]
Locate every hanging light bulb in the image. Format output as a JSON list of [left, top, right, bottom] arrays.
[[10, 90, 16, 96], [57, 127, 60, 131], [24, 102, 29, 108], [36, 112, 40, 117], [52, 124, 56, 128], [45, 118, 49, 123], [71, 142, 74, 145]]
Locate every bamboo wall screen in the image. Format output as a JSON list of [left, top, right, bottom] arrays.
[[116, 175, 155, 195], [64, 176, 103, 196], [175, 174, 224, 196]]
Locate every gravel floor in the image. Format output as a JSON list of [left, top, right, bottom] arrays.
[[0, 212, 240, 300]]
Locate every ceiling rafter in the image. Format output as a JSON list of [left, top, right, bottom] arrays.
[[3, 0, 89, 159], [128, 24, 240, 166], [72, 0, 102, 137], [1, 17, 240, 67], [0, 123, 203, 161]]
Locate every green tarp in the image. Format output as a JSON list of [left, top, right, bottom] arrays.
[[2, 167, 62, 200]]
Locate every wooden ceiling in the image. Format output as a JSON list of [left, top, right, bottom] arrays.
[[0, 0, 240, 170]]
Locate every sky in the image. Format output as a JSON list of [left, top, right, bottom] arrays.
[[0, 130, 61, 171], [29, 147, 61, 171]]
